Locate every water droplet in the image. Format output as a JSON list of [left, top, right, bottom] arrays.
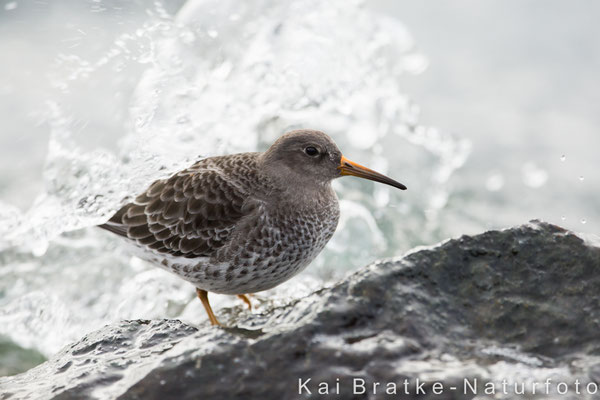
[[581, 219, 587, 225], [207, 29, 218, 38], [485, 172, 504, 192], [522, 162, 548, 188], [561, 216, 566, 221], [560, 155, 566, 162], [179, 30, 196, 44], [579, 176, 584, 181]]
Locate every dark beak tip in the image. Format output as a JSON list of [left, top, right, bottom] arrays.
[[339, 156, 406, 191]]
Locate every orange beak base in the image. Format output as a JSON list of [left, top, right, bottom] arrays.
[[338, 156, 406, 190]]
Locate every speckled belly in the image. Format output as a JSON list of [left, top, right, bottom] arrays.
[[156, 202, 340, 294]]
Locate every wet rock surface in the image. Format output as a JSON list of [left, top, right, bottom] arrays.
[[1, 221, 599, 399]]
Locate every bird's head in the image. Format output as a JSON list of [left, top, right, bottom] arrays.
[[261, 129, 406, 191]]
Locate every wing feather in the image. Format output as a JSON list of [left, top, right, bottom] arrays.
[[99, 157, 256, 258]]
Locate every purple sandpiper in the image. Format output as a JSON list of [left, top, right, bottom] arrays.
[[100, 130, 406, 325]]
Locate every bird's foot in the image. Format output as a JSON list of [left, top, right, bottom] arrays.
[[237, 294, 252, 310]]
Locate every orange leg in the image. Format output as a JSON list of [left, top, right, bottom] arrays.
[[196, 288, 220, 326], [237, 294, 252, 310]]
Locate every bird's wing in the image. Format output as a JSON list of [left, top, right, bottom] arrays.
[[100, 160, 256, 258]]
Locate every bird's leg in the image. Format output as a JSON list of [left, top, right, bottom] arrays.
[[237, 294, 252, 310], [196, 288, 221, 326]]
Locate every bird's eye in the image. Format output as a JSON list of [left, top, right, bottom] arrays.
[[304, 146, 319, 157]]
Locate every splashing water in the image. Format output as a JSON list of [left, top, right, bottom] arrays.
[[0, 0, 470, 362]]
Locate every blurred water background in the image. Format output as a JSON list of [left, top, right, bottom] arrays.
[[0, 0, 598, 375]]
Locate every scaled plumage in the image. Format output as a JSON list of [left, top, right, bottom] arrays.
[[100, 130, 406, 325]]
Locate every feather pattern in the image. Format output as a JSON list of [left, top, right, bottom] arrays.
[[101, 153, 261, 259], [100, 131, 345, 295]]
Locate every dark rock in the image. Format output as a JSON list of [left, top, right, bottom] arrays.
[[1, 221, 599, 399]]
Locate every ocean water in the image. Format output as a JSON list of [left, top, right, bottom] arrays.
[[0, 0, 598, 376]]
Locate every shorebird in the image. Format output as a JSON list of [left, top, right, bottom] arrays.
[[100, 130, 406, 325]]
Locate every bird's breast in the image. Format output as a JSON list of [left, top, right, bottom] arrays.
[[180, 188, 340, 294], [274, 200, 339, 251], [264, 190, 340, 268]]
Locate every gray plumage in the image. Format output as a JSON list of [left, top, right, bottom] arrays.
[[101, 130, 342, 294], [100, 129, 405, 325]]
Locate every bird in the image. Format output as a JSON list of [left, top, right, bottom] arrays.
[[100, 130, 406, 326]]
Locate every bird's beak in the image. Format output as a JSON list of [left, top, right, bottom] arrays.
[[338, 155, 407, 190]]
